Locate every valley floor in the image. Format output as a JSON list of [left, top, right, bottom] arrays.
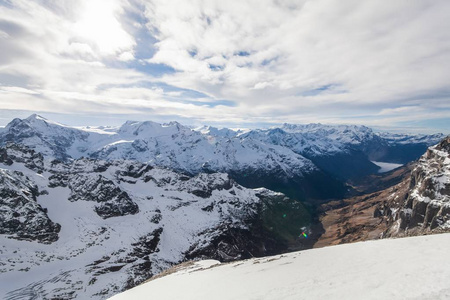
[[110, 233, 450, 300]]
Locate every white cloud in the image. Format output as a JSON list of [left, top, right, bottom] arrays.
[[118, 51, 135, 61], [0, 86, 40, 95], [0, 29, 9, 39], [73, 0, 135, 56], [0, 0, 449, 132]]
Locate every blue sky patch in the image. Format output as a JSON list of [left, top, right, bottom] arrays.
[[299, 84, 346, 97]]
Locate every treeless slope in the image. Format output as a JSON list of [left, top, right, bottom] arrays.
[[314, 174, 410, 248], [109, 233, 450, 300]]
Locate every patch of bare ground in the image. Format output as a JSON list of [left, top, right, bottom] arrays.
[[142, 260, 224, 285], [142, 261, 196, 284], [314, 176, 410, 248]]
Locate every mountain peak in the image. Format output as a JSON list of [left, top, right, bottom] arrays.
[[118, 120, 163, 136], [435, 135, 450, 152], [23, 114, 70, 128], [26, 114, 47, 121], [194, 125, 238, 137]]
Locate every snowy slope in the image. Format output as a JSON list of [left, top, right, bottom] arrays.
[[194, 125, 245, 138], [0, 144, 309, 300], [0, 115, 317, 179], [110, 233, 450, 300], [0, 115, 351, 201], [2, 116, 442, 162], [198, 123, 442, 179], [243, 124, 444, 177], [234, 125, 382, 178], [378, 132, 446, 145], [90, 120, 317, 178], [0, 114, 443, 186], [278, 123, 381, 155]]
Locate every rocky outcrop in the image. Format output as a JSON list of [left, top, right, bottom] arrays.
[[385, 136, 450, 236], [0, 143, 45, 173], [67, 174, 139, 219], [0, 169, 60, 243], [314, 136, 450, 247], [0, 143, 311, 299]]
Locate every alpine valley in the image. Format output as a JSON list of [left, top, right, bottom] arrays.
[[0, 114, 448, 299]]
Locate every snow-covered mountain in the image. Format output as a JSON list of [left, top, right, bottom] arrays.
[[1, 114, 91, 160], [368, 131, 446, 166], [194, 125, 247, 138], [0, 115, 316, 177], [0, 115, 447, 299], [110, 233, 450, 300], [279, 123, 381, 155], [234, 123, 444, 179], [0, 115, 345, 200], [234, 124, 383, 179], [0, 143, 309, 299], [0, 115, 443, 198], [377, 132, 446, 146]]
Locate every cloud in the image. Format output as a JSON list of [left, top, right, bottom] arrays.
[[0, 0, 449, 133], [378, 106, 423, 116]]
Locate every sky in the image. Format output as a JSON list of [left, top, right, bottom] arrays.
[[0, 0, 449, 133]]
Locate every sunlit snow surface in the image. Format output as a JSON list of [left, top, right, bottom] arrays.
[[371, 161, 403, 173], [110, 233, 450, 300], [0, 157, 268, 299]]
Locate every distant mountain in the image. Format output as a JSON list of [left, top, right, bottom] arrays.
[[237, 124, 382, 179], [0, 115, 345, 200], [371, 131, 446, 164], [0, 115, 443, 200], [377, 132, 446, 145], [0, 143, 309, 299], [213, 123, 443, 179], [1, 114, 90, 160], [0, 115, 447, 299]]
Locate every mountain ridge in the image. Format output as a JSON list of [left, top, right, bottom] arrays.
[[0, 143, 310, 299], [0, 114, 443, 200], [0, 115, 448, 300]]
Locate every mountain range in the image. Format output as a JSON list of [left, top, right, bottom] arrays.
[[0, 114, 448, 299], [0, 114, 444, 199], [0, 143, 308, 299]]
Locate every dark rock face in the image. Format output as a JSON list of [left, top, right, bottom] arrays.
[[0, 142, 315, 299], [119, 164, 153, 179], [436, 137, 450, 152], [384, 136, 450, 236], [0, 143, 45, 173], [185, 188, 311, 262], [0, 169, 60, 243], [185, 226, 280, 262], [179, 173, 233, 199], [67, 174, 139, 219], [0, 148, 13, 165]]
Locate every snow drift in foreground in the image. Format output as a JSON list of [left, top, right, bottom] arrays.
[[110, 233, 450, 300]]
